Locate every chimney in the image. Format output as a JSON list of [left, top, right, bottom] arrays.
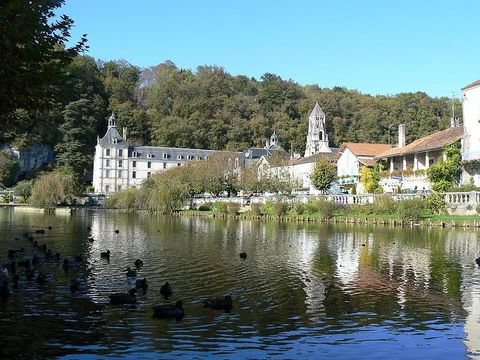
[[398, 124, 405, 148], [122, 127, 127, 141]]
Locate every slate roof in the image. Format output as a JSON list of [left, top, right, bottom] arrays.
[[337, 143, 391, 159], [375, 126, 464, 159], [289, 148, 339, 165], [244, 146, 289, 159], [462, 79, 480, 91], [130, 145, 244, 161], [309, 102, 325, 117], [98, 126, 126, 148]]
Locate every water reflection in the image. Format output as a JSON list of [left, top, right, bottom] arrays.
[[0, 208, 479, 358]]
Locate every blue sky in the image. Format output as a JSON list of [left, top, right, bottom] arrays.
[[60, 0, 479, 97]]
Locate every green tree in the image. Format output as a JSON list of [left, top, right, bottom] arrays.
[[310, 157, 336, 192], [0, 0, 87, 136], [54, 99, 91, 176], [13, 180, 33, 203], [427, 141, 462, 192], [360, 164, 382, 193], [30, 170, 79, 208]]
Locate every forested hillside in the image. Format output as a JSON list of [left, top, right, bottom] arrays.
[[0, 1, 461, 181]]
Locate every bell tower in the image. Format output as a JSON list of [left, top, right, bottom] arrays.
[[304, 102, 332, 157]]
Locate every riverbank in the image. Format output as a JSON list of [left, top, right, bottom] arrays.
[[176, 209, 480, 228]]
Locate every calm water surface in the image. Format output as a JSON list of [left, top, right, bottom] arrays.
[[1, 208, 480, 359]]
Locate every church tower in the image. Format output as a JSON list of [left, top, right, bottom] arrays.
[[304, 102, 332, 157]]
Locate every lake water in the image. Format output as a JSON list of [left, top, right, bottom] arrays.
[[1, 208, 480, 359]]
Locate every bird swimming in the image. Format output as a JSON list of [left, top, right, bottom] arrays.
[[203, 295, 233, 312], [135, 278, 148, 292], [109, 288, 137, 305], [152, 300, 184, 320], [134, 259, 143, 268], [239, 252, 247, 260], [160, 282, 173, 298], [126, 267, 137, 277]]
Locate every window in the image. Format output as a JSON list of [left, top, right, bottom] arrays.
[[118, 160, 122, 168], [132, 171, 136, 179], [118, 149, 123, 157], [177, 155, 184, 160], [147, 172, 151, 177], [148, 161, 151, 169], [116, 185, 122, 191], [106, 149, 111, 156], [163, 153, 168, 159], [132, 161, 136, 168], [105, 169, 110, 178], [112, 138, 117, 144], [163, 162, 166, 169], [105, 185, 110, 193], [197, 156, 202, 160], [106, 159, 110, 167], [187, 155, 194, 160], [118, 170, 122, 178]]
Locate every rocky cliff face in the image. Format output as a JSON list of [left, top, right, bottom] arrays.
[[1, 144, 55, 181]]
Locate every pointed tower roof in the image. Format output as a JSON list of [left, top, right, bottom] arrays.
[[309, 102, 325, 117], [98, 114, 126, 147]]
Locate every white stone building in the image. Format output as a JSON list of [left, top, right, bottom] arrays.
[[336, 142, 390, 188], [305, 102, 332, 157], [375, 124, 463, 192], [461, 79, 480, 185], [92, 115, 243, 194]]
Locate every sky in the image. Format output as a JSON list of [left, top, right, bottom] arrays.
[[60, 0, 480, 98]]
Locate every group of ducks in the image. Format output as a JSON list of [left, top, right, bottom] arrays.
[[1, 226, 244, 322], [105, 248, 237, 320]]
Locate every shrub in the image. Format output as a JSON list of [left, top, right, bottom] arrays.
[[397, 198, 426, 223], [227, 202, 240, 216], [317, 199, 336, 220], [426, 193, 446, 214], [261, 200, 274, 215], [251, 203, 263, 215], [30, 170, 79, 208], [216, 202, 228, 214], [372, 196, 396, 215], [293, 201, 305, 215], [305, 199, 320, 214], [273, 201, 289, 216], [198, 202, 212, 211]]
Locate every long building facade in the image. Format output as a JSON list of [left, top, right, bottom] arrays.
[[92, 115, 244, 194]]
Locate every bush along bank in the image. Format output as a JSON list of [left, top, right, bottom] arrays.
[[183, 196, 480, 228]]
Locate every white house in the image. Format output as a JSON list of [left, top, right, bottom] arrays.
[[461, 79, 480, 185], [93, 114, 244, 194], [336, 142, 390, 188], [375, 124, 463, 192]]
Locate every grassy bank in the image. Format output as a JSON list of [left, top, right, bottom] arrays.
[[179, 208, 480, 228]]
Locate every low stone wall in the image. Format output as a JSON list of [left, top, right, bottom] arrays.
[[191, 191, 480, 216]]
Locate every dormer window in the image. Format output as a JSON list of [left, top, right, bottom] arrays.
[[187, 155, 194, 160], [132, 151, 138, 158], [163, 153, 168, 159], [112, 138, 118, 144], [147, 153, 152, 158]]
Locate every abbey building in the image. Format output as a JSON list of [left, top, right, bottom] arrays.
[[92, 115, 244, 194], [93, 103, 332, 194]]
